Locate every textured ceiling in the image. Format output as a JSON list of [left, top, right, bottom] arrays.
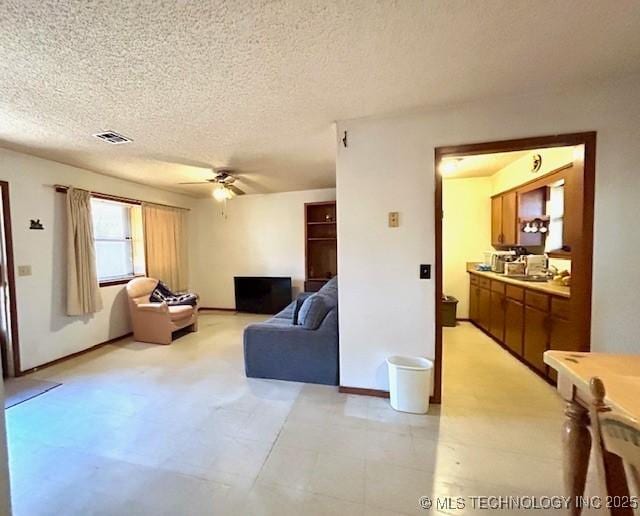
[[1, 1, 639, 196], [441, 151, 529, 179]]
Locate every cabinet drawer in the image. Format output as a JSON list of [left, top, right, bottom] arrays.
[[505, 285, 524, 301], [477, 277, 491, 290], [490, 280, 505, 294], [469, 274, 478, 286], [525, 290, 549, 312], [551, 297, 570, 320]]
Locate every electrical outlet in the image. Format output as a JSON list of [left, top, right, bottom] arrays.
[[17, 265, 32, 277], [388, 212, 399, 228]]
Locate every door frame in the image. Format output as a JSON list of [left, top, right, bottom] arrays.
[[433, 132, 596, 403], [0, 181, 21, 376]]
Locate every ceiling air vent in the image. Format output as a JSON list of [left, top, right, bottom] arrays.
[[93, 131, 133, 144]]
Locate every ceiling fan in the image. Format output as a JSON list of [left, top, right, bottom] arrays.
[[178, 169, 246, 201]]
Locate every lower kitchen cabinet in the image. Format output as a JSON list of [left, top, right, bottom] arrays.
[[478, 287, 491, 332], [523, 306, 548, 374], [504, 297, 524, 356], [489, 290, 505, 342], [549, 316, 574, 351], [469, 285, 479, 322], [468, 272, 576, 383]]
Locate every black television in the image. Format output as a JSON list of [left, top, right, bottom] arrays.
[[234, 276, 292, 314]]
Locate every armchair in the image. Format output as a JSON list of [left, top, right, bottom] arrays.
[[125, 277, 198, 345]]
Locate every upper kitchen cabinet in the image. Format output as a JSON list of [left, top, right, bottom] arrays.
[[491, 191, 517, 247], [517, 188, 546, 248]]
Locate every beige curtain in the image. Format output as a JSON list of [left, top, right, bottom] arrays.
[[66, 188, 103, 315], [142, 204, 188, 292]]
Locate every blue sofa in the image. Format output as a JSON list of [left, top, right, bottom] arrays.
[[243, 277, 339, 385]]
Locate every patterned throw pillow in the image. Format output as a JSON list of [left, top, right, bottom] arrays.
[[150, 281, 198, 307]]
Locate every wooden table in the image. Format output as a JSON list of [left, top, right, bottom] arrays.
[[544, 351, 640, 515]]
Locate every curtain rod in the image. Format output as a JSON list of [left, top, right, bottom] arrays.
[[52, 185, 190, 211]]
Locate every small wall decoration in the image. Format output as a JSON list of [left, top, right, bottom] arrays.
[[29, 219, 44, 230], [531, 154, 542, 173]]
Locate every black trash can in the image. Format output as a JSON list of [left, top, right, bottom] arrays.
[[441, 296, 458, 327]]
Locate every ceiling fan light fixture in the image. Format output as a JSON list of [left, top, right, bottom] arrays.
[[212, 185, 232, 202]]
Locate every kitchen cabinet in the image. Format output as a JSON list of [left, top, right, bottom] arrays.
[[491, 191, 517, 246], [523, 305, 548, 374], [469, 274, 491, 332], [478, 287, 491, 332], [491, 197, 502, 246], [468, 271, 576, 383], [489, 282, 505, 342], [549, 297, 580, 353], [502, 192, 517, 245], [469, 285, 479, 322], [504, 297, 524, 356]]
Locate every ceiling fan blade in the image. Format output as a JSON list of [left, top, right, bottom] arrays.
[[177, 181, 214, 185], [227, 184, 245, 196]]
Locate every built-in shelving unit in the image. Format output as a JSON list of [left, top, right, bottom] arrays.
[[304, 201, 337, 292]]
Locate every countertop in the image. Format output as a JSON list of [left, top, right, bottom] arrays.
[[467, 265, 571, 298]]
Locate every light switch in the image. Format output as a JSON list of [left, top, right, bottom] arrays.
[[388, 212, 399, 228], [17, 265, 32, 277]]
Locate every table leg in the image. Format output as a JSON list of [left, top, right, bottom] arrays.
[[563, 400, 591, 516]]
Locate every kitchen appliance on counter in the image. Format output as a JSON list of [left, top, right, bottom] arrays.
[[522, 254, 547, 276], [504, 261, 526, 276], [486, 250, 516, 274]]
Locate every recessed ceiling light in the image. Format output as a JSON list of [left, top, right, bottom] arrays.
[[93, 131, 133, 144], [439, 159, 460, 175]]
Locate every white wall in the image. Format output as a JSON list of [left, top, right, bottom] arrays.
[[336, 73, 640, 391], [190, 188, 336, 308], [0, 148, 193, 371], [491, 146, 574, 194], [336, 118, 435, 391], [443, 177, 492, 318]]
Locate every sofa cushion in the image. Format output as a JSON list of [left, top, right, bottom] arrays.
[[168, 305, 194, 321], [274, 300, 296, 320], [297, 294, 330, 330], [292, 296, 306, 325], [318, 276, 337, 296]]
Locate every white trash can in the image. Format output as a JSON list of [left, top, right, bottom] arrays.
[[386, 355, 433, 414]]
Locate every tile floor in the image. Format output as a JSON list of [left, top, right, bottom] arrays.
[[5, 316, 599, 515]]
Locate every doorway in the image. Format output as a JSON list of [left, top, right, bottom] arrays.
[[433, 133, 596, 403], [0, 181, 20, 377]]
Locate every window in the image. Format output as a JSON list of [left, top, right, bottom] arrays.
[[545, 179, 565, 253], [91, 198, 145, 284]]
